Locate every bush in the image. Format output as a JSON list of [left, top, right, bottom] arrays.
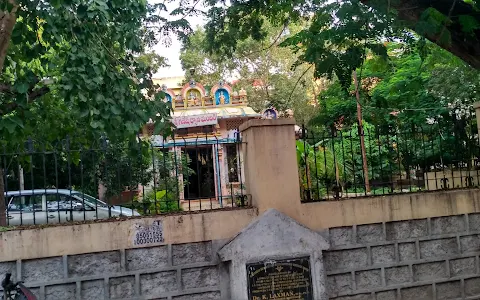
[[133, 190, 183, 215]]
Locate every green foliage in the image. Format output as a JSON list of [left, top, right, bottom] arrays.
[[1, 0, 194, 144], [201, 0, 480, 87], [296, 139, 341, 198], [278, 0, 396, 89], [458, 15, 480, 35], [310, 40, 479, 174], [137, 52, 169, 74], [140, 148, 193, 213], [332, 122, 397, 184], [204, 0, 405, 89], [4, 137, 154, 202], [139, 190, 183, 214], [126, 148, 194, 215], [309, 81, 357, 129], [96, 139, 154, 199], [312, 40, 479, 130], [2, 138, 196, 212], [181, 22, 320, 123]]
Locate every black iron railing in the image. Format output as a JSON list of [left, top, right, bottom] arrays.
[[0, 133, 246, 226], [298, 123, 480, 201]]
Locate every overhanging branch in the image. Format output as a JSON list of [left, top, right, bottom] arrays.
[[362, 0, 480, 69], [28, 86, 49, 100], [0, 83, 12, 93], [0, 82, 50, 116]]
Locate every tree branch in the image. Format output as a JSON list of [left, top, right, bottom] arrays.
[[0, 83, 50, 116], [437, 0, 458, 44], [0, 82, 12, 93], [28, 86, 50, 100], [238, 21, 289, 60], [288, 65, 313, 102], [362, 0, 480, 69]]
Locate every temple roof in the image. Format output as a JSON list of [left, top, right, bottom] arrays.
[[172, 106, 260, 119]]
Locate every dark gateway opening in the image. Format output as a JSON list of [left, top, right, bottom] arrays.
[[184, 147, 215, 200]]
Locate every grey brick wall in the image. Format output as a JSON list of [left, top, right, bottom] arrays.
[[7, 211, 480, 300], [325, 213, 480, 300], [0, 241, 224, 300]]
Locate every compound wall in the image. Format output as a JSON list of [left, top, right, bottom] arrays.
[[0, 241, 227, 300], [325, 212, 480, 300], [4, 118, 480, 300], [4, 210, 480, 299]]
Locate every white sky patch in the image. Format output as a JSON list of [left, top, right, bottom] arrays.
[[150, 0, 207, 78]]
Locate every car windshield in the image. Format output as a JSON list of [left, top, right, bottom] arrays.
[[71, 192, 108, 208]]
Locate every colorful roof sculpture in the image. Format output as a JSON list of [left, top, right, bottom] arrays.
[[143, 78, 260, 140], [162, 80, 251, 106]]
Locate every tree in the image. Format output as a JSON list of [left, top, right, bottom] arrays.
[[332, 122, 397, 189], [130, 149, 193, 215], [2, 137, 152, 199], [180, 22, 321, 123], [202, 1, 402, 190], [363, 0, 480, 69], [0, 0, 192, 142], [0, 0, 196, 225], [309, 81, 357, 130], [311, 40, 479, 131], [202, 0, 480, 91], [309, 41, 479, 193], [204, 1, 402, 88]]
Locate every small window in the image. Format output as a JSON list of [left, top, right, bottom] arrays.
[[8, 194, 43, 212], [226, 144, 239, 183]]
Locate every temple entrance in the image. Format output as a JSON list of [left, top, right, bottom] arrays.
[[184, 146, 215, 200]]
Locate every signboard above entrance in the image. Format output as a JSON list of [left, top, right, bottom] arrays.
[[172, 113, 218, 129]]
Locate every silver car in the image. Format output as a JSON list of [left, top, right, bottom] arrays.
[[5, 189, 140, 226]]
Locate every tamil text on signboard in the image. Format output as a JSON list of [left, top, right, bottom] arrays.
[[172, 113, 218, 129]]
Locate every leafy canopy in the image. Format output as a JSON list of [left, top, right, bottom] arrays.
[[180, 22, 322, 123], [203, 0, 406, 88], [0, 0, 193, 144], [202, 0, 480, 87]]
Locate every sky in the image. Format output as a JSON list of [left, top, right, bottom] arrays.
[[151, 1, 206, 79]]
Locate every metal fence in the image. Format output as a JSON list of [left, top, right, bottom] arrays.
[[298, 123, 480, 201], [0, 133, 246, 227]]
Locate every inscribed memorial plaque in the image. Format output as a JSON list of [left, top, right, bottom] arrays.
[[246, 257, 313, 300]]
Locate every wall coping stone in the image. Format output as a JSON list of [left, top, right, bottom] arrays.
[[239, 118, 296, 132]]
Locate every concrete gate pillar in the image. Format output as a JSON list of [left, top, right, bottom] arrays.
[[239, 119, 303, 220], [217, 120, 330, 300]]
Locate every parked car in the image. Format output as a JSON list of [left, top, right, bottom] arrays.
[[4, 189, 140, 226]]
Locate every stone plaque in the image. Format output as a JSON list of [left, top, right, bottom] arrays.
[[246, 257, 313, 300]]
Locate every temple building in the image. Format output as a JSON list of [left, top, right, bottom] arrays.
[[144, 76, 261, 210]]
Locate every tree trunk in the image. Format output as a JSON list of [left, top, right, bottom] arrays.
[[0, 169, 6, 226], [353, 70, 371, 193], [0, 1, 18, 75]]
